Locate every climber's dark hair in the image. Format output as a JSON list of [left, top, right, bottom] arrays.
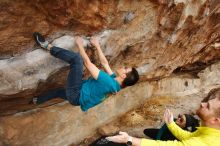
[[122, 68, 139, 88]]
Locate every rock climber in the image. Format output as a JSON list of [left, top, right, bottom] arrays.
[[31, 32, 139, 112]]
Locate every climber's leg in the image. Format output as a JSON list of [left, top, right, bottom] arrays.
[[33, 32, 83, 106], [49, 46, 83, 105], [35, 88, 67, 104], [65, 61, 83, 105]]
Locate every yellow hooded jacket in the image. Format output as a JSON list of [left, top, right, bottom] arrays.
[[141, 121, 220, 146]]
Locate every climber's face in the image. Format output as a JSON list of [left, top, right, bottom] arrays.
[[116, 67, 132, 79]]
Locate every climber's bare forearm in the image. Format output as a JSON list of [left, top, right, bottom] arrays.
[[75, 37, 100, 79], [91, 37, 113, 75]]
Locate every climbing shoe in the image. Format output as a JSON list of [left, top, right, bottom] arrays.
[[29, 97, 38, 105], [33, 32, 49, 50]]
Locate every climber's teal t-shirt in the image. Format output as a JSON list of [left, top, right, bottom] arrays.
[[79, 70, 121, 112]]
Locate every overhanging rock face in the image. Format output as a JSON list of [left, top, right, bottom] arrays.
[[0, 61, 219, 146], [0, 0, 220, 145], [0, 0, 219, 115]]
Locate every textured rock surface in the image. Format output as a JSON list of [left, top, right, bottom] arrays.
[[0, 61, 220, 146], [0, 0, 219, 115], [0, 82, 153, 146], [98, 124, 120, 136], [0, 0, 220, 145]]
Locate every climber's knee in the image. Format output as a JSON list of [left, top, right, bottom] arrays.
[[70, 53, 83, 67]]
